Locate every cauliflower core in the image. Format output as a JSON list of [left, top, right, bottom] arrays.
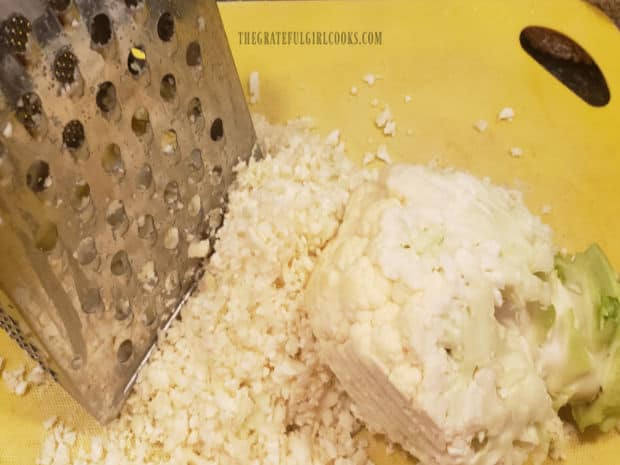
[[306, 165, 564, 465]]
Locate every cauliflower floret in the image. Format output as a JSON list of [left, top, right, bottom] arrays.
[[306, 164, 564, 465]]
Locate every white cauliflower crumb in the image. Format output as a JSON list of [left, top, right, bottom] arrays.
[[325, 129, 341, 146], [27, 364, 46, 385], [383, 120, 396, 136], [404, 95, 412, 103], [474, 119, 488, 132], [541, 204, 552, 215], [350, 86, 358, 96], [375, 106, 392, 128], [2, 364, 28, 396], [38, 115, 373, 465], [37, 422, 78, 465], [137, 261, 158, 291], [2, 121, 12, 138], [375, 106, 396, 137], [43, 416, 58, 430], [510, 147, 523, 157], [90, 437, 104, 462], [498, 107, 515, 121], [370, 98, 379, 107], [249, 71, 260, 105], [362, 73, 377, 85], [363, 152, 376, 165], [15, 380, 29, 396], [376, 144, 392, 164]]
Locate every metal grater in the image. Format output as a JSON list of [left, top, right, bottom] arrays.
[[0, 0, 256, 423]]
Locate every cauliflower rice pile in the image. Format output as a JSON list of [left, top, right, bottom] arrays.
[[37, 115, 374, 465]]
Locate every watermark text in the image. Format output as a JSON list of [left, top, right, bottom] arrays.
[[238, 31, 383, 46]]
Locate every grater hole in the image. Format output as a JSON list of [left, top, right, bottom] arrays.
[[102, 143, 124, 175], [164, 270, 180, 295], [70, 180, 90, 211], [15, 92, 43, 132], [115, 298, 132, 321], [90, 13, 112, 46], [0, 14, 32, 54], [117, 339, 133, 363], [53, 48, 78, 84], [160, 74, 176, 101], [106, 200, 129, 234], [136, 164, 153, 190], [210, 165, 223, 185], [186, 41, 202, 67], [187, 97, 203, 123], [160, 129, 178, 156], [164, 181, 179, 204], [26, 161, 51, 193], [62, 120, 85, 149], [35, 221, 58, 252], [96, 81, 117, 113], [76, 237, 97, 265], [210, 118, 224, 141], [50, 0, 71, 11], [188, 148, 204, 181], [71, 356, 83, 370], [127, 45, 147, 76], [188, 194, 201, 217], [208, 208, 224, 231], [189, 148, 203, 168], [131, 107, 150, 136], [157, 12, 175, 42], [111, 250, 131, 276], [124, 0, 143, 8], [163, 227, 179, 250], [137, 214, 157, 241], [142, 307, 156, 326], [82, 288, 102, 314]]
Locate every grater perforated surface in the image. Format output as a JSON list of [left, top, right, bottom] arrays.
[[0, 0, 256, 423]]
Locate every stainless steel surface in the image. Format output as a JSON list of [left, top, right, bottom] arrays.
[[0, 0, 256, 423]]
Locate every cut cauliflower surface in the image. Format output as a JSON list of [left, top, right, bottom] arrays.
[[306, 164, 565, 465]]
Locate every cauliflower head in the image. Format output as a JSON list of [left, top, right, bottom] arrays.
[[305, 165, 564, 465]]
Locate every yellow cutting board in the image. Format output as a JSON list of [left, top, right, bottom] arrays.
[[1, 1, 620, 464]]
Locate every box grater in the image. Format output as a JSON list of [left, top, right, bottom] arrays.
[[0, 0, 256, 423]]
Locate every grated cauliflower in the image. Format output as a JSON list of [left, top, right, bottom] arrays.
[[37, 116, 374, 465], [306, 165, 565, 465]]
